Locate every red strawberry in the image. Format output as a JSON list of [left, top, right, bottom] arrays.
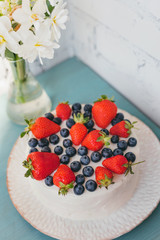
[[70, 113, 89, 146], [20, 117, 60, 139], [110, 120, 137, 138], [53, 165, 76, 195], [95, 166, 113, 189], [92, 95, 117, 128], [82, 130, 111, 151], [23, 152, 60, 180], [56, 101, 71, 120]]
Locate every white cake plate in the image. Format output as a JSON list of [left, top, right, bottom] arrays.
[[7, 112, 160, 240]]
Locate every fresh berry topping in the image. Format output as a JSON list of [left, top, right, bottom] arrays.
[[78, 146, 88, 156], [111, 135, 119, 143], [83, 166, 94, 177], [111, 118, 122, 126], [63, 139, 72, 148], [66, 118, 75, 128], [80, 155, 90, 165], [125, 152, 136, 162], [101, 129, 109, 135], [54, 146, 63, 155], [113, 148, 123, 156], [95, 166, 113, 189], [117, 140, 128, 151], [85, 119, 94, 129], [116, 113, 124, 120], [76, 174, 85, 184], [91, 151, 102, 162], [74, 184, 85, 195], [84, 104, 92, 112], [45, 176, 53, 186], [41, 146, 51, 152], [28, 138, 38, 148], [85, 180, 97, 192], [110, 120, 137, 138], [53, 117, 62, 125], [101, 148, 113, 158], [128, 137, 137, 147], [56, 102, 71, 120], [60, 128, 69, 137], [65, 146, 76, 157], [88, 128, 96, 133], [49, 134, 60, 144], [72, 110, 81, 117], [72, 103, 81, 111], [70, 161, 81, 172], [29, 148, 38, 153], [45, 112, 54, 121], [38, 138, 49, 147], [84, 111, 92, 119], [60, 154, 70, 164]]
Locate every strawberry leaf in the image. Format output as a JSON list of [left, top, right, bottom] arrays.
[[20, 132, 26, 138]]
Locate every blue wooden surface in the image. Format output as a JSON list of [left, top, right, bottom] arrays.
[[0, 57, 159, 240]]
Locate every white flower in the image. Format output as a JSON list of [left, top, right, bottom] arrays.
[[48, 0, 57, 6], [0, 0, 17, 16]]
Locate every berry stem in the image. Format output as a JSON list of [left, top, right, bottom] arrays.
[[123, 160, 145, 176]]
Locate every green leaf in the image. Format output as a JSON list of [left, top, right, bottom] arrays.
[[5, 48, 16, 61], [20, 132, 26, 138], [97, 136, 104, 142], [25, 119, 30, 125], [46, 0, 55, 14], [25, 169, 31, 177]]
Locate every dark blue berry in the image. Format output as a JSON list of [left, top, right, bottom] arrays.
[[76, 174, 85, 184], [28, 138, 38, 147], [91, 151, 101, 162], [84, 104, 92, 112], [116, 113, 124, 121], [38, 138, 49, 147], [60, 155, 70, 164], [85, 119, 94, 129], [66, 118, 75, 128], [45, 176, 53, 186], [101, 129, 109, 135], [111, 118, 122, 126], [113, 148, 123, 156], [54, 146, 63, 155], [78, 146, 88, 156], [49, 134, 59, 144], [80, 155, 90, 165], [60, 128, 69, 137], [53, 117, 62, 125], [83, 166, 94, 177], [88, 128, 96, 133], [65, 146, 76, 157], [124, 119, 131, 124], [72, 103, 81, 111], [63, 139, 72, 148], [111, 135, 119, 143], [101, 148, 113, 158], [29, 148, 38, 153], [72, 110, 81, 117], [45, 112, 54, 121], [125, 152, 136, 162], [74, 184, 85, 195], [41, 146, 51, 152], [70, 161, 81, 172], [84, 111, 92, 119], [85, 180, 97, 192], [128, 137, 137, 147], [117, 140, 128, 151]]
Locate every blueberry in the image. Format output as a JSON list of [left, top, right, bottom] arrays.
[[72, 110, 81, 117], [88, 128, 96, 133], [76, 174, 85, 184], [45, 112, 54, 121], [84, 104, 92, 112], [117, 140, 128, 151], [45, 176, 53, 186], [101, 148, 113, 158], [116, 113, 124, 121], [28, 138, 38, 148], [111, 118, 122, 126], [49, 134, 59, 144], [72, 103, 81, 111], [78, 146, 88, 156], [60, 128, 69, 138], [84, 111, 92, 119], [60, 154, 70, 164], [29, 148, 38, 153], [66, 118, 75, 128], [66, 146, 76, 157], [63, 139, 72, 148], [85, 119, 94, 129], [91, 151, 101, 162], [124, 119, 131, 124], [54, 146, 63, 155], [113, 148, 123, 156], [80, 155, 90, 165], [74, 184, 85, 195], [83, 166, 94, 177], [101, 129, 109, 135], [85, 180, 97, 192], [41, 146, 51, 152], [38, 138, 49, 147], [70, 161, 81, 172], [125, 152, 136, 162], [128, 137, 137, 147], [111, 135, 119, 143], [53, 117, 62, 125]]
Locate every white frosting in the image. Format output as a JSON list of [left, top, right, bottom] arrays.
[[27, 107, 140, 220]]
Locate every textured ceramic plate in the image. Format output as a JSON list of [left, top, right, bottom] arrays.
[[7, 111, 160, 240]]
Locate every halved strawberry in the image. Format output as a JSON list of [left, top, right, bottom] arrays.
[[110, 120, 137, 138], [95, 166, 113, 189], [56, 101, 71, 120]]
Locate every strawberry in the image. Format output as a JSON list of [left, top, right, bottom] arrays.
[[110, 120, 137, 138], [102, 155, 144, 175], [20, 117, 60, 139], [23, 152, 60, 180], [70, 113, 89, 146], [53, 165, 76, 195], [82, 130, 111, 151], [95, 166, 113, 189], [56, 101, 71, 120], [92, 95, 117, 128]]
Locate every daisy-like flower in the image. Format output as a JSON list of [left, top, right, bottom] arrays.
[[0, 0, 17, 16]]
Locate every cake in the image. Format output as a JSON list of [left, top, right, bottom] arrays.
[[22, 95, 142, 220]]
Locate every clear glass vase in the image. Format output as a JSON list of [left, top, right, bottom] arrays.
[[6, 58, 52, 125]]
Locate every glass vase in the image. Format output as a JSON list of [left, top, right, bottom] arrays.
[[6, 58, 52, 125]]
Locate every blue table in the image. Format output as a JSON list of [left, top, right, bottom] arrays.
[[0, 57, 159, 240]]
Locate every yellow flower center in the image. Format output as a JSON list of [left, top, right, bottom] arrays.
[[35, 42, 43, 47], [52, 16, 56, 24], [0, 35, 6, 45], [31, 13, 39, 21]]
